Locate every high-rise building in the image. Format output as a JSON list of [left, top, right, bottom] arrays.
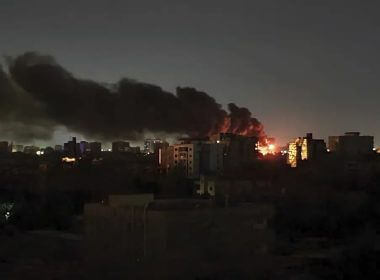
[[287, 133, 326, 167], [328, 132, 374, 156], [172, 142, 201, 178], [80, 141, 91, 154], [144, 139, 163, 154], [211, 133, 258, 170], [64, 137, 79, 157], [160, 137, 224, 178]]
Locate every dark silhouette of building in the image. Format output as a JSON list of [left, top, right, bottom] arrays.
[[143, 139, 164, 154], [211, 133, 258, 170], [328, 132, 374, 156], [64, 137, 79, 157], [287, 133, 327, 167], [80, 141, 91, 154], [112, 141, 130, 153]]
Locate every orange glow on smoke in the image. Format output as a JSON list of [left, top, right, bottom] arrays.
[[219, 117, 265, 138]]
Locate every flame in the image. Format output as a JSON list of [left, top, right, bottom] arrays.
[[257, 138, 276, 156]]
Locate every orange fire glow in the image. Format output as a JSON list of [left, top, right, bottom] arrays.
[[257, 138, 276, 156]]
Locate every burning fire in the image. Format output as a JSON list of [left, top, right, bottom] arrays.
[[257, 138, 276, 156]]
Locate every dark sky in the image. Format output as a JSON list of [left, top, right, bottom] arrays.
[[1, 0, 380, 146]]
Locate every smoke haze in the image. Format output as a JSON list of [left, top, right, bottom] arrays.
[[1, 52, 264, 142]]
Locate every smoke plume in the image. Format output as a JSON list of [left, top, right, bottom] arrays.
[[1, 52, 265, 141]]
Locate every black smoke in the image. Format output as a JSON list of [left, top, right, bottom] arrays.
[[1, 52, 265, 141]]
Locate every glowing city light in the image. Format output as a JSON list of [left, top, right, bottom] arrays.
[[62, 157, 76, 163]]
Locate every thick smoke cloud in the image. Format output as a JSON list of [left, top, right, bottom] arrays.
[[1, 52, 265, 141], [0, 63, 56, 142]]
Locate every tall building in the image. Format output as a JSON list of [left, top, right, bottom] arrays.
[[64, 137, 79, 157], [112, 141, 130, 153], [160, 138, 224, 178], [0, 141, 10, 153], [287, 133, 326, 168], [328, 132, 374, 156], [80, 141, 91, 154], [172, 142, 201, 178], [144, 139, 164, 154], [211, 133, 258, 170]]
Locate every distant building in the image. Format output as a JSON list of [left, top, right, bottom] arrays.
[[144, 139, 163, 154], [54, 145, 63, 152], [89, 142, 102, 155], [64, 137, 79, 157], [159, 134, 256, 177], [44, 146, 54, 154], [287, 133, 327, 167], [328, 132, 374, 156], [80, 141, 91, 154], [128, 146, 141, 154], [211, 133, 258, 170], [172, 142, 201, 178], [159, 145, 174, 170], [12, 144, 24, 153], [0, 141, 9, 153], [23, 146, 40, 155], [160, 138, 224, 178], [112, 141, 130, 153]]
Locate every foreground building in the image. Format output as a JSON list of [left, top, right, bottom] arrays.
[[328, 132, 374, 157], [287, 133, 327, 167], [84, 194, 275, 279]]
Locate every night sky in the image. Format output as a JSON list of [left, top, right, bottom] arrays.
[[1, 0, 379, 146]]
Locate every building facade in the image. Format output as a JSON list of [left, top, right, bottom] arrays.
[[328, 132, 374, 156], [84, 194, 275, 279], [287, 133, 327, 167], [112, 141, 130, 153]]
